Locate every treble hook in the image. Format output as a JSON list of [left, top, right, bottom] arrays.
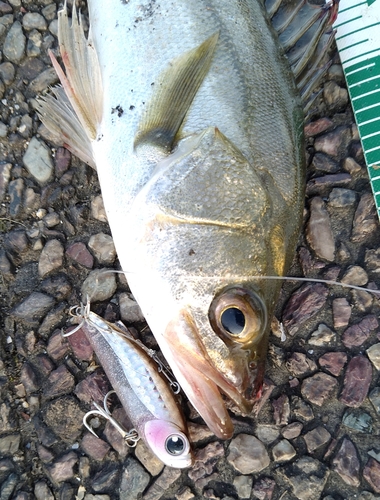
[[83, 391, 140, 447]]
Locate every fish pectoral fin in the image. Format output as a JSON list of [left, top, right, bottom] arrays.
[[37, 3, 103, 166], [134, 32, 219, 155], [36, 86, 96, 168]]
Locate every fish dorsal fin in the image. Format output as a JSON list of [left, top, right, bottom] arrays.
[[36, 2, 103, 167], [134, 33, 219, 155]]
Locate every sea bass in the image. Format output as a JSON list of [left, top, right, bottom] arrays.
[[68, 303, 193, 468], [38, 0, 327, 438]]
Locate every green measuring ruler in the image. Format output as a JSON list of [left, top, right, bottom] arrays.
[[333, 0, 380, 216]]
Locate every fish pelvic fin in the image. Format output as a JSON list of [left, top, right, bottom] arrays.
[[36, 2, 103, 167], [134, 32, 219, 154]]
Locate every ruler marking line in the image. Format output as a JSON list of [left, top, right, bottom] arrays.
[[366, 145, 380, 154], [334, 15, 363, 29], [339, 39, 368, 52], [362, 131, 380, 140], [346, 62, 375, 76], [338, 2, 367, 14], [350, 74, 380, 88], [359, 116, 380, 127], [352, 87, 380, 100], [336, 22, 380, 41], [343, 48, 380, 64]]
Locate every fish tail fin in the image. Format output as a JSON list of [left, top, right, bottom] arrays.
[[267, 0, 338, 116], [36, 1, 103, 167]]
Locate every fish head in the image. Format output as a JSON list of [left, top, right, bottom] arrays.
[[143, 419, 193, 468], [125, 127, 296, 438]]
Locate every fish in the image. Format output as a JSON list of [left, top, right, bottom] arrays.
[[68, 302, 193, 468], [37, 0, 335, 439]]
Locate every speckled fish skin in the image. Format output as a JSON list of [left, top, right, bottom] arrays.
[[42, 0, 306, 439], [80, 311, 193, 468]]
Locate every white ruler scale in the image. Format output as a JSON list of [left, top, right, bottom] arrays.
[[333, 0, 380, 216]]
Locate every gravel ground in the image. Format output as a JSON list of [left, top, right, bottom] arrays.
[[1, 1, 380, 499]]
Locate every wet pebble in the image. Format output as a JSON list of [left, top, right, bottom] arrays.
[[88, 233, 116, 265], [306, 197, 335, 261], [303, 426, 331, 453], [66, 242, 94, 268], [12, 292, 55, 326], [286, 352, 317, 377], [55, 147, 71, 177], [3, 21, 25, 63], [0, 62, 15, 85], [119, 457, 150, 500], [332, 437, 360, 487], [41, 274, 72, 301], [283, 283, 328, 336], [363, 458, 380, 493], [23, 137, 53, 183], [44, 365, 75, 400], [318, 352, 347, 376], [367, 343, 380, 370], [311, 153, 339, 174], [20, 362, 39, 394], [92, 466, 120, 493], [47, 452, 78, 484], [276, 457, 330, 500], [81, 269, 117, 302], [143, 468, 182, 500], [66, 326, 93, 361], [301, 372, 338, 406], [27, 67, 58, 93], [342, 316, 378, 348], [351, 193, 378, 243], [272, 439, 296, 462], [291, 396, 314, 421], [22, 13, 47, 31], [328, 188, 357, 208], [81, 432, 110, 461], [38, 239, 64, 277], [227, 434, 270, 474], [332, 297, 351, 328], [119, 293, 145, 323], [308, 323, 335, 346], [314, 127, 351, 158], [340, 355, 372, 407]]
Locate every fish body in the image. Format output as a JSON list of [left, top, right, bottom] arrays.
[[38, 1, 306, 438], [78, 307, 193, 468]]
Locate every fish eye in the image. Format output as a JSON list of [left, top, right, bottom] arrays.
[[165, 434, 186, 456], [209, 286, 267, 345]]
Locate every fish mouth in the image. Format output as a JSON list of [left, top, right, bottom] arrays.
[[163, 308, 253, 439]]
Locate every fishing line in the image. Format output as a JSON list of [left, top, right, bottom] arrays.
[[92, 268, 380, 296]]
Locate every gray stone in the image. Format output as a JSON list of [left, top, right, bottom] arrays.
[[91, 195, 108, 222], [47, 452, 78, 485], [0, 62, 15, 85], [143, 467, 181, 500], [8, 178, 24, 217], [0, 473, 18, 500], [81, 269, 117, 302], [272, 439, 296, 462], [306, 197, 335, 261], [343, 409, 372, 433], [119, 457, 150, 500], [44, 365, 75, 400], [352, 193, 377, 243], [367, 343, 380, 370], [340, 355, 372, 407], [255, 425, 280, 445], [332, 297, 351, 328], [3, 21, 25, 63], [323, 81, 348, 112], [119, 293, 145, 323], [23, 137, 53, 183], [369, 387, 380, 415], [328, 188, 357, 207], [38, 239, 64, 277], [22, 12, 47, 30], [27, 68, 58, 93], [0, 434, 20, 455], [12, 292, 55, 326], [303, 426, 331, 453], [277, 457, 330, 500], [233, 475, 252, 499], [88, 233, 116, 265], [134, 439, 164, 476], [342, 265, 368, 286], [34, 480, 54, 500], [332, 438, 361, 486], [228, 434, 270, 474], [308, 324, 336, 346], [282, 422, 303, 440], [301, 372, 338, 406]]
